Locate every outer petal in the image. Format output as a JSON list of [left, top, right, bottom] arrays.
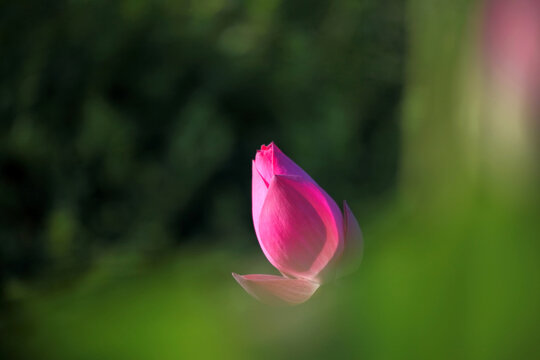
[[337, 201, 364, 277], [232, 273, 320, 305], [252, 160, 269, 241], [254, 142, 314, 184], [254, 144, 274, 184], [257, 175, 343, 282], [253, 143, 341, 237]]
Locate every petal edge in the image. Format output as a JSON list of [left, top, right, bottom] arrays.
[[337, 201, 364, 277], [232, 273, 320, 305]]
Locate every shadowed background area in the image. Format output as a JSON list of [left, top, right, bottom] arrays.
[[1, 0, 540, 359]]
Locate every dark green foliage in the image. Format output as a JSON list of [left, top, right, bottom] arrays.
[[0, 0, 404, 288]]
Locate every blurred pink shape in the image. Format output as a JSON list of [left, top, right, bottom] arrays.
[[232, 273, 320, 305], [233, 143, 363, 305], [484, 0, 540, 103]]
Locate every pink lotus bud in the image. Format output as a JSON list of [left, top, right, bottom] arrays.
[[233, 143, 363, 305]]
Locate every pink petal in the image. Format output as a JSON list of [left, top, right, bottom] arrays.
[[252, 160, 269, 241], [253, 143, 342, 246], [257, 175, 343, 282], [232, 273, 320, 305], [254, 144, 275, 184], [254, 142, 314, 184], [338, 201, 364, 277]]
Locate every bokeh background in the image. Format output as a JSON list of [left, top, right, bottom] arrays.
[[1, 0, 540, 359]]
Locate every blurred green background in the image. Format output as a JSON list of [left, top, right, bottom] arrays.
[[1, 0, 540, 359]]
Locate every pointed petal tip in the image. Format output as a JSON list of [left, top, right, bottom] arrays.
[[260, 142, 275, 151]]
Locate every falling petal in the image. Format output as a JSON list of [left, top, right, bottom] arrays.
[[232, 273, 320, 306]]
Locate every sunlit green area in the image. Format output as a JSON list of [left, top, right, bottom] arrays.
[[2, 0, 540, 359]]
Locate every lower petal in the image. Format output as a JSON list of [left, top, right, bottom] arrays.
[[232, 273, 320, 305]]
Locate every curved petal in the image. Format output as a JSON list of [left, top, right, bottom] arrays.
[[253, 144, 341, 235], [252, 160, 269, 240], [254, 144, 275, 184], [232, 273, 320, 305], [257, 175, 343, 282], [337, 201, 364, 277], [254, 142, 314, 184]]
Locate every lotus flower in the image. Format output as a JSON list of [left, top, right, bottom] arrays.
[[233, 143, 363, 305]]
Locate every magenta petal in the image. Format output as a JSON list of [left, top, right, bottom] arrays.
[[254, 146, 274, 185], [338, 201, 364, 277], [254, 143, 314, 184], [252, 160, 269, 240], [232, 273, 320, 305], [257, 175, 343, 282], [270, 143, 314, 182]]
